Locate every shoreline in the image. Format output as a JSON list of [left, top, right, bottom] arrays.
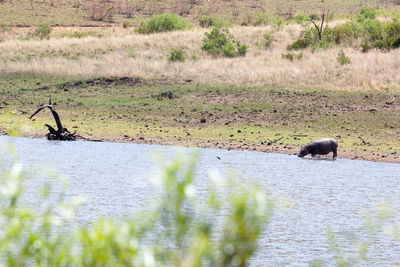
[[2, 130, 399, 164]]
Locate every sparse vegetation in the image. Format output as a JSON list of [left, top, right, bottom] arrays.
[[60, 31, 103, 39], [198, 14, 230, 28], [256, 32, 274, 49], [136, 13, 191, 34], [293, 13, 311, 25], [337, 49, 351, 65], [34, 24, 52, 39], [288, 8, 400, 51], [254, 13, 286, 29], [282, 52, 305, 61]]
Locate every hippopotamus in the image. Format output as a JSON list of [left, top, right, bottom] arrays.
[[298, 138, 338, 158]]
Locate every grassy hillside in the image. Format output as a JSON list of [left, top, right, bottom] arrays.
[[0, 0, 398, 26], [1, 25, 399, 91]]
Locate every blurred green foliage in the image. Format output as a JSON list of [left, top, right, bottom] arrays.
[[0, 147, 273, 266]]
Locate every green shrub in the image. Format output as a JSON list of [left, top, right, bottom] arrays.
[[237, 43, 248, 56], [288, 26, 335, 51], [358, 18, 400, 51], [168, 49, 186, 62], [337, 49, 351, 65], [136, 13, 191, 34], [293, 13, 310, 25], [122, 21, 130, 28], [198, 14, 229, 28], [222, 41, 236, 57], [362, 19, 383, 42], [361, 40, 370, 52], [357, 7, 377, 22], [254, 12, 270, 26], [202, 27, 248, 57], [270, 15, 286, 30], [34, 24, 52, 39], [309, 14, 319, 21], [333, 21, 364, 45], [287, 38, 308, 50], [254, 13, 285, 29], [282, 52, 304, 61], [383, 21, 400, 49]]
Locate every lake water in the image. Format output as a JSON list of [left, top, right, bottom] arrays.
[[1, 136, 400, 266]]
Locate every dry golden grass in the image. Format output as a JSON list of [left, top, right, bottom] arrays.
[[1, 24, 400, 91]]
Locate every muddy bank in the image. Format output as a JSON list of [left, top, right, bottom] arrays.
[[4, 129, 398, 164]]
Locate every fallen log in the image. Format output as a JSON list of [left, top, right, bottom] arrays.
[[30, 96, 76, 141]]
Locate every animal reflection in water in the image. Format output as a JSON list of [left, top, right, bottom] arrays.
[[298, 138, 338, 159]]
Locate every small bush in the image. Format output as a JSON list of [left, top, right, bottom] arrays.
[[199, 14, 229, 28], [122, 21, 130, 28], [34, 24, 52, 39], [254, 12, 270, 26], [333, 21, 364, 45], [337, 49, 351, 65], [309, 14, 319, 21], [0, 23, 11, 32], [168, 49, 186, 62], [288, 26, 335, 51], [270, 15, 286, 30], [258, 33, 274, 49], [202, 27, 248, 57], [287, 38, 308, 50], [237, 43, 248, 56], [293, 13, 310, 25], [382, 21, 400, 49], [357, 7, 377, 22], [254, 13, 285, 29], [136, 13, 191, 34], [282, 52, 304, 61]]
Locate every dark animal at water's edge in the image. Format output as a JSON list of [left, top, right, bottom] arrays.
[[298, 138, 338, 158], [29, 96, 77, 141]]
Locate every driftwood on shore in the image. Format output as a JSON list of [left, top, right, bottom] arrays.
[[30, 96, 77, 141]]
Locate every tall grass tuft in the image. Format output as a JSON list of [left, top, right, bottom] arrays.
[[34, 24, 52, 39]]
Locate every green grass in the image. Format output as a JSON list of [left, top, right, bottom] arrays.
[[1, 74, 399, 159]]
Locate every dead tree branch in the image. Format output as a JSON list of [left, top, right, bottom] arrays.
[[309, 14, 325, 40], [30, 96, 76, 141]]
